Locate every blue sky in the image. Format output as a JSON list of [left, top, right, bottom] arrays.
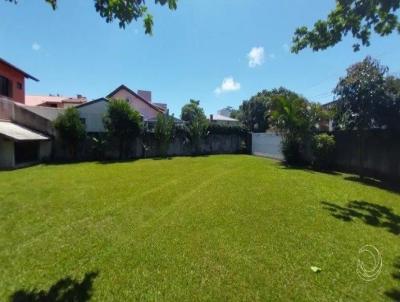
[[1, 0, 399, 116]]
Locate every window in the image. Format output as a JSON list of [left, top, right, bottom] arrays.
[[0, 75, 11, 97], [17, 82, 23, 90], [80, 118, 86, 126]]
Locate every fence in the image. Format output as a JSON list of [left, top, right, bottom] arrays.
[[333, 130, 400, 181], [53, 133, 246, 161], [251, 129, 400, 181]]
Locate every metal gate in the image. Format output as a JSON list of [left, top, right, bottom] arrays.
[[251, 132, 283, 160]]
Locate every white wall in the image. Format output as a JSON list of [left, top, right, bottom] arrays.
[[0, 137, 15, 168], [252, 132, 283, 160], [78, 100, 108, 132]]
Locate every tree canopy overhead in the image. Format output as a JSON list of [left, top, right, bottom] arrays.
[[6, 0, 178, 34], [292, 0, 400, 53]]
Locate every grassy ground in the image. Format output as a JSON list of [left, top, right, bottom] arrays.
[[0, 155, 399, 301]]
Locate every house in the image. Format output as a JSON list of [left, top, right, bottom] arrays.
[[0, 59, 55, 169], [77, 85, 179, 133], [107, 85, 166, 119], [0, 97, 52, 169], [0, 57, 39, 104], [209, 114, 240, 126], [25, 94, 87, 108]]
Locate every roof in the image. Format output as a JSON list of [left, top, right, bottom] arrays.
[[25, 95, 87, 107], [106, 85, 164, 113], [145, 115, 184, 123], [0, 121, 49, 141], [0, 58, 39, 81], [76, 97, 109, 108], [17, 104, 65, 121], [211, 114, 239, 122]]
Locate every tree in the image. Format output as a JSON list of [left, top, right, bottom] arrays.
[[180, 100, 208, 153], [181, 100, 207, 123], [6, 0, 178, 34], [333, 56, 389, 179], [54, 107, 86, 158], [334, 57, 389, 130], [237, 87, 302, 132], [269, 94, 324, 165], [154, 113, 175, 156], [103, 99, 142, 159], [292, 0, 400, 53]]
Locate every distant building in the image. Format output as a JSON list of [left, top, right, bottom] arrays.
[[0, 57, 39, 104], [217, 107, 235, 118], [209, 114, 240, 126], [77, 85, 181, 133], [25, 95, 87, 108]]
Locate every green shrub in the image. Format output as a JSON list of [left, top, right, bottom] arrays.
[[154, 113, 175, 156], [207, 124, 247, 136], [54, 107, 86, 158], [311, 133, 336, 169], [103, 99, 142, 159], [281, 137, 302, 165]]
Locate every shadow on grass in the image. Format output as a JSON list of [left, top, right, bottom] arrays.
[[344, 176, 400, 195], [386, 257, 400, 301], [279, 162, 340, 176], [97, 158, 139, 165], [321, 200, 400, 235], [9, 271, 98, 302]]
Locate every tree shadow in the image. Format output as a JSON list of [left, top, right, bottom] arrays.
[[344, 176, 400, 195], [385, 257, 400, 301], [9, 271, 98, 302], [279, 162, 340, 176], [321, 200, 400, 235]]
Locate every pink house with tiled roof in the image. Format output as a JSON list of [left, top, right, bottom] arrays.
[[107, 85, 165, 120]]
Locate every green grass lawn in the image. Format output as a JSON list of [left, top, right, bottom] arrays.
[[0, 155, 399, 301]]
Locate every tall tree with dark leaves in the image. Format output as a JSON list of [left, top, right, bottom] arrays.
[[292, 0, 400, 53], [333, 56, 393, 179]]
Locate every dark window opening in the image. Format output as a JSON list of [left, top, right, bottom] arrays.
[[15, 141, 39, 164], [80, 118, 86, 126], [17, 82, 23, 90], [0, 75, 12, 97]]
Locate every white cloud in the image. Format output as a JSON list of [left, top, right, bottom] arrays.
[[247, 46, 265, 68], [214, 77, 241, 95], [32, 42, 41, 51]]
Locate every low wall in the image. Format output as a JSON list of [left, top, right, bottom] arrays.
[[53, 133, 246, 161], [332, 130, 400, 181]]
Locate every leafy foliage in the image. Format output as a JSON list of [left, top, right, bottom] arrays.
[[103, 99, 142, 159], [154, 113, 175, 156], [292, 0, 400, 52], [207, 124, 247, 136], [311, 133, 336, 169], [333, 56, 399, 131], [269, 94, 327, 165], [237, 87, 300, 132], [181, 100, 209, 152], [6, 0, 178, 34], [54, 107, 86, 158], [181, 100, 206, 123]]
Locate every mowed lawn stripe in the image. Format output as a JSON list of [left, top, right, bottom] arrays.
[[0, 155, 399, 301]]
